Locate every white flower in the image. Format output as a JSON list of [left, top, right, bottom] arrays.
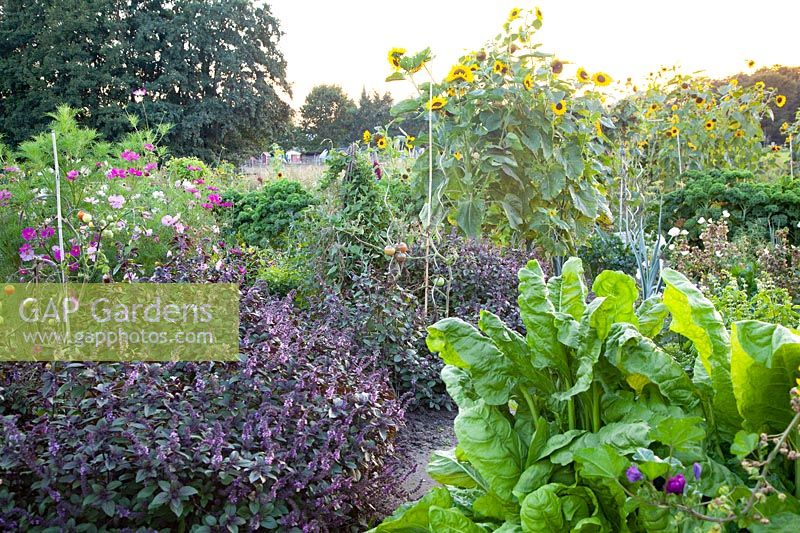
[[668, 244, 676, 251], [722, 210, 730, 218], [697, 217, 706, 224], [708, 218, 713, 224], [680, 250, 689, 256], [668, 227, 681, 237], [84, 196, 100, 205], [680, 229, 688, 236], [715, 250, 722, 257]]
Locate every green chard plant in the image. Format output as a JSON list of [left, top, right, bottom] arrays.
[[370, 258, 800, 532]]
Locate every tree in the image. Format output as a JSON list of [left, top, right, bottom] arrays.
[[725, 66, 800, 144], [0, 0, 292, 161], [299, 84, 355, 150], [350, 88, 393, 140]]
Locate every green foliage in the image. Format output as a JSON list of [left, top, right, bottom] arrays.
[[222, 179, 316, 248], [730, 66, 800, 145], [300, 84, 357, 150], [710, 278, 800, 327], [577, 230, 638, 279], [662, 169, 800, 243], [0, 0, 291, 161], [373, 257, 800, 531]]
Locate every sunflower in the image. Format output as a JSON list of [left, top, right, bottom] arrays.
[[508, 7, 522, 21], [535, 6, 543, 20], [427, 96, 448, 111], [595, 121, 603, 137], [388, 48, 406, 70], [687, 141, 697, 150], [695, 96, 705, 106], [781, 122, 790, 132], [454, 151, 463, 161], [576, 68, 590, 84], [648, 103, 660, 112], [754, 81, 765, 91], [730, 79, 739, 87], [592, 71, 612, 87], [776, 95, 787, 108], [552, 100, 567, 116], [638, 140, 649, 150], [376, 137, 388, 150], [772, 144, 781, 152], [469, 64, 478, 72], [747, 59, 756, 69], [704, 120, 715, 131], [551, 60, 564, 75], [362, 130, 372, 144], [523, 73, 534, 91], [665, 126, 679, 138], [493, 60, 509, 75], [447, 87, 456, 97], [671, 104, 678, 111], [446, 64, 475, 84], [405, 135, 415, 150], [734, 129, 745, 138]]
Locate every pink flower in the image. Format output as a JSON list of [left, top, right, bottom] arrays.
[[108, 195, 126, 209], [51, 246, 63, 262], [69, 262, 79, 272], [187, 164, 202, 172], [127, 167, 143, 177], [120, 150, 140, 162], [161, 214, 180, 227], [69, 245, 81, 258], [0, 189, 11, 206], [143, 143, 155, 152], [66, 170, 79, 181], [132, 88, 147, 97], [21, 227, 37, 241], [40, 227, 55, 240], [144, 162, 158, 172], [207, 186, 219, 192], [106, 167, 126, 180], [3, 166, 20, 173], [19, 243, 35, 262]]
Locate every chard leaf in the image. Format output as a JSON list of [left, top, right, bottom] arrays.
[[590, 269, 639, 340], [427, 449, 482, 489], [455, 400, 525, 503], [553, 257, 587, 320], [520, 484, 565, 532], [367, 487, 451, 532], [636, 296, 668, 338], [513, 461, 554, 502], [427, 506, 485, 533], [550, 422, 651, 465], [730, 321, 800, 433]]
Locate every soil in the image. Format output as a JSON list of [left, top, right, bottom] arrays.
[[392, 408, 457, 502]]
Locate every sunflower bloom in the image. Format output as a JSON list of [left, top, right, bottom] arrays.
[[747, 59, 756, 68], [454, 151, 463, 161], [687, 141, 697, 150], [772, 144, 781, 152], [704, 120, 715, 131], [405, 135, 415, 149], [735, 129, 745, 138], [493, 60, 509, 75], [523, 73, 534, 90], [362, 130, 372, 144], [638, 140, 649, 150], [592, 71, 612, 87], [576, 68, 590, 84], [508, 7, 522, 21], [388, 48, 406, 70], [776, 95, 787, 108], [695, 96, 705, 106], [595, 121, 603, 137], [551, 60, 564, 75], [755, 81, 765, 91], [781, 122, 789, 132], [552, 100, 567, 116], [427, 96, 448, 111], [648, 103, 660, 112], [535, 6, 543, 20], [376, 137, 388, 149], [446, 64, 475, 84]]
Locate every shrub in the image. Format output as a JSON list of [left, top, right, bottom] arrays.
[[577, 230, 638, 279], [222, 179, 316, 248], [0, 247, 404, 530]]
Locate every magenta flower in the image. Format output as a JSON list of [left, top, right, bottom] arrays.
[[207, 186, 219, 192], [208, 194, 222, 205], [108, 195, 126, 209], [143, 143, 155, 152], [0, 189, 11, 206], [21, 227, 37, 241], [120, 150, 140, 162], [66, 170, 79, 181], [19, 243, 35, 262], [132, 88, 147, 97], [106, 167, 126, 180], [665, 474, 686, 495], [51, 246, 63, 262], [626, 464, 643, 483], [3, 166, 20, 173], [187, 164, 202, 172], [144, 162, 158, 172], [40, 227, 55, 240], [692, 463, 702, 481], [68, 262, 79, 272], [127, 167, 143, 177], [69, 245, 81, 258]]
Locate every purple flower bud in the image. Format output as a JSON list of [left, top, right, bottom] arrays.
[[626, 464, 643, 483], [665, 474, 686, 495], [693, 462, 702, 481]]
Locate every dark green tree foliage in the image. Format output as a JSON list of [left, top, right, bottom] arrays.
[[349, 88, 393, 140], [222, 180, 316, 248], [299, 84, 356, 151], [662, 169, 800, 243], [726, 66, 800, 143], [0, 0, 291, 161]]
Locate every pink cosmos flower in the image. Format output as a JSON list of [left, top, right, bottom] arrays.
[[187, 164, 201, 172], [40, 227, 55, 240], [120, 150, 140, 162], [161, 214, 180, 227], [51, 246, 63, 262], [108, 195, 126, 209], [66, 170, 79, 181], [127, 167, 143, 177], [21, 227, 37, 241], [106, 167, 126, 180], [69, 262, 79, 272], [3, 166, 20, 173], [0, 189, 11, 206], [69, 245, 81, 258], [143, 143, 155, 152], [19, 243, 35, 262], [132, 88, 147, 97], [144, 162, 158, 172]]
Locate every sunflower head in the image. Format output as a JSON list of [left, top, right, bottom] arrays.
[[704, 120, 715, 131], [388, 48, 406, 70], [552, 100, 567, 116], [592, 71, 612, 87], [695, 96, 705, 106], [576, 68, 590, 84], [427, 96, 448, 111], [776, 95, 787, 108], [551, 60, 564, 75], [687, 141, 697, 150], [493, 60, 509, 75], [362, 130, 371, 144], [508, 7, 522, 22], [453, 151, 463, 161], [734, 129, 745, 138], [376, 137, 388, 150], [523, 73, 534, 91], [535, 6, 543, 20], [446, 64, 475, 84], [747, 59, 756, 69], [755, 81, 765, 91], [772, 144, 781, 152], [648, 103, 660, 112], [671, 104, 678, 111], [638, 140, 649, 150], [405, 135, 415, 149], [781, 122, 790, 132]]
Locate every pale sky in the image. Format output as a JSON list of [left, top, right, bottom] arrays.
[[268, 0, 800, 108]]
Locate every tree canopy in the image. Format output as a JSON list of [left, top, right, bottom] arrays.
[[0, 0, 292, 161]]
